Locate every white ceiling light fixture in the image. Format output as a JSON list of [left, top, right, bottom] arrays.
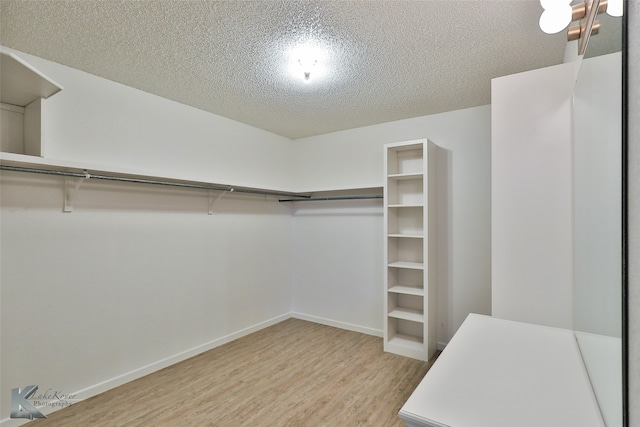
[[298, 57, 317, 82], [288, 42, 328, 84]]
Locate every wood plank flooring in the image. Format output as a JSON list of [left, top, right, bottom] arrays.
[[32, 319, 436, 426]]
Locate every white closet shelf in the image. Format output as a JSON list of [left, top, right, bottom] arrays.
[[388, 286, 424, 296], [387, 204, 424, 208], [388, 233, 423, 238], [387, 173, 423, 180], [1, 49, 63, 107], [388, 261, 424, 270], [0, 153, 387, 202], [293, 184, 383, 193], [279, 186, 383, 203], [387, 334, 424, 350], [388, 308, 424, 323], [0, 152, 305, 198]]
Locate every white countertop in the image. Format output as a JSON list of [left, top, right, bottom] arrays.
[[399, 314, 605, 427]]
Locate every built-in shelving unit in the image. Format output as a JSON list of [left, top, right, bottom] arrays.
[[384, 139, 438, 361], [1, 48, 63, 157]]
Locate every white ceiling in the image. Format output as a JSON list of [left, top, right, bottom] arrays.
[[0, 0, 622, 139]]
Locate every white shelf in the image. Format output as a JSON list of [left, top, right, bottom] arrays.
[[388, 233, 423, 238], [388, 203, 423, 208], [388, 172, 423, 180], [385, 334, 425, 360], [388, 334, 424, 349], [1, 49, 63, 107], [388, 286, 424, 296], [384, 139, 440, 362], [1, 49, 64, 157], [294, 184, 383, 194], [0, 152, 387, 201], [0, 152, 301, 197], [388, 261, 424, 270], [385, 140, 429, 361], [388, 308, 424, 323]]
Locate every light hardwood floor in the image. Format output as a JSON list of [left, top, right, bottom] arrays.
[[32, 319, 436, 426]]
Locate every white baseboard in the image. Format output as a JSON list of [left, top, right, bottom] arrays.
[[0, 313, 290, 427], [291, 312, 383, 337]]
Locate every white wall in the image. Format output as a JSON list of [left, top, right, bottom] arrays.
[[290, 201, 384, 336], [627, 2, 640, 425], [491, 61, 579, 330], [0, 174, 293, 425], [0, 50, 295, 425], [6, 47, 294, 191], [290, 106, 492, 345]]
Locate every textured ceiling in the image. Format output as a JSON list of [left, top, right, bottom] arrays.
[[0, 0, 622, 139]]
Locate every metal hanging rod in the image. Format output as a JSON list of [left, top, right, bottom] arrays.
[[279, 195, 383, 202], [0, 165, 310, 199]]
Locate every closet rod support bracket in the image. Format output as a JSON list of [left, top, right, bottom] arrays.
[[63, 171, 90, 212], [208, 188, 233, 214]]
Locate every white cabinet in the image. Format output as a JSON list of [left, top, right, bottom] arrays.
[[384, 139, 438, 361], [491, 60, 577, 330], [0, 48, 62, 157]]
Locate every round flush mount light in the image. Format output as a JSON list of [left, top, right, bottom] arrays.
[[287, 42, 328, 84]]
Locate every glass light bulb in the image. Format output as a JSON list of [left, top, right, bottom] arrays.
[[607, 0, 623, 17], [539, 4, 573, 34]]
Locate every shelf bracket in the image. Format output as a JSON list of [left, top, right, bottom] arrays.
[[208, 189, 233, 215], [63, 170, 90, 212]]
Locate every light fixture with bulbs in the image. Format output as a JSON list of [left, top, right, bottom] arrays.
[[288, 42, 328, 84], [539, 0, 623, 55], [298, 58, 317, 82]]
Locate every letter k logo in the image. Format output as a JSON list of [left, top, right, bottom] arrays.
[[11, 385, 47, 419]]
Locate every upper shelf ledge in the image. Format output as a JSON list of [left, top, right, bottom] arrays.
[[1, 48, 63, 107], [0, 152, 384, 202], [0, 152, 308, 199]]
